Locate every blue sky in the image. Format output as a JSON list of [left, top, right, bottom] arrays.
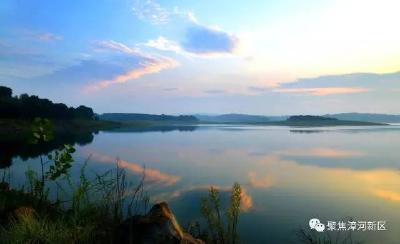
[[1, 0, 400, 114]]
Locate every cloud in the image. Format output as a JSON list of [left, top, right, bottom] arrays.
[[132, 0, 170, 25], [87, 40, 179, 90], [247, 86, 271, 93], [163, 87, 179, 92], [90, 56, 178, 90], [94, 40, 140, 54], [35, 32, 63, 42], [275, 87, 370, 96], [144, 36, 181, 53], [204, 89, 226, 94], [35, 59, 127, 84], [135, 1, 239, 57], [144, 26, 239, 57], [23, 30, 63, 42], [0, 47, 53, 66], [145, 31, 239, 58], [181, 24, 239, 56], [0, 43, 61, 78]]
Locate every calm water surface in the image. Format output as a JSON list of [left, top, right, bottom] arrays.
[[7, 125, 400, 243]]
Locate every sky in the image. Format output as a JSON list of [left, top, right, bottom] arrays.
[[1, 0, 399, 115]]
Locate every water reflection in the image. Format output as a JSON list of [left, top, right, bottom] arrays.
[[105, 125, 198, 133], [0, 130, 94, 168], [4, 124, 400, 243], [89, 152, 181, 186]]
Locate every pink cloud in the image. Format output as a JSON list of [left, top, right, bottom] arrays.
[[275, 87, 370, 96], [87, 40, 179, 90], [88, 57, 178, 90], [94, 40, 139, 54]]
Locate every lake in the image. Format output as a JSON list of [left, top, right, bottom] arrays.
[[4, 124, 400, 243]]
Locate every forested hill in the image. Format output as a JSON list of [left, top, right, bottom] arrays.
[[0, 86, 95, 120], [99, 113, 198, 123], [325, 113, 400, 123], [195, 113, 269, 123]]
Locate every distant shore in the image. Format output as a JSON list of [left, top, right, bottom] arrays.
[[0, 117, 388, 140]]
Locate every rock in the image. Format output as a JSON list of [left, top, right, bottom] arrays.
[[115, 202, 204, 244]]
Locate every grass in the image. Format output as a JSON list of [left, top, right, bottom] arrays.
[[0, 160, 149, 244], [296, 218, 364, 244], [193, 183, 242, 244]]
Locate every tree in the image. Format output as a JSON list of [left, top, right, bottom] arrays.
[[0, 86, 95, 120], [74, 105, 94, 120], [0, 86, 12, 99]]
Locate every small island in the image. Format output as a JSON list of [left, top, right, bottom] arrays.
[[266, 115, 387, 126]]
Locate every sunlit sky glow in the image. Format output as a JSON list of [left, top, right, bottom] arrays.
[[1, 0, 399, 114]]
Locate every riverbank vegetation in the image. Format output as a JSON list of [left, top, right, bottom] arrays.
[[0, 118, 243, 243], [0, 118, 150, 243]]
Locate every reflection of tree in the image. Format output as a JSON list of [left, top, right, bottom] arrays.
[[106, 125, 198, 133], [0, 130, 94, 168]]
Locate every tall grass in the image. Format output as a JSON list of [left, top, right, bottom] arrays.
[[0, 118, 149, 243], [0, 159, 149, 243], [199, 183, 242, 244]]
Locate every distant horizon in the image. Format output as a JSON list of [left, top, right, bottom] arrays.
[[99, 112, 400, 117], [4, 83, 400, 117]]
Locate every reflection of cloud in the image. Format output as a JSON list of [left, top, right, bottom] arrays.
[[275, 87, 370, 96], [240, 188, 253, 211], [91, 153, 180, 185], [254, 153, 400, 203], [155, 185, 253, 212], [248, 172, 273, 188], [372, 190, 400, 202], [279, 148, 365, 158]]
